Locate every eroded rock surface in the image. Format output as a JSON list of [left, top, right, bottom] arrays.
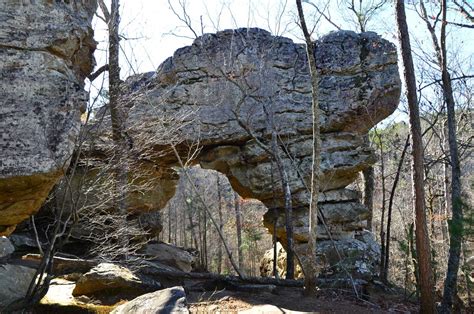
[[0, 0, 97, 235], [86, 28, 400, 278]]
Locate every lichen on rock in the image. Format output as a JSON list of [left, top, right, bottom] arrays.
[[0, 0, 97, 235]]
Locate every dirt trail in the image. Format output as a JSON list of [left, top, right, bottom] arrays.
[[187, 286, 418, 313]]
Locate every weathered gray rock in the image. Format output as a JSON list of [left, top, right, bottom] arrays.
[[111, 286, 189, 314], [84, 28, 400, 279], [0, 264, 37, 309], [0, 236, 15, 259], [72, 263, 161, 297], [144, 242, 197, 273], [0, 0, 97, 235]]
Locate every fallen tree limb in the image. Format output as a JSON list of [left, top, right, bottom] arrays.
[[141, 262, 367, 289]]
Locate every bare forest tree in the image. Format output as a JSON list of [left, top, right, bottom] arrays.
[[417, 1, 466, 311], [395, 1, 436, 312], [295, 0, 321, 295]]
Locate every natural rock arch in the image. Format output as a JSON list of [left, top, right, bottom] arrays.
[[85, 28, 400, 278]]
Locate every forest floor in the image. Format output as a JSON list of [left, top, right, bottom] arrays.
[[187, 284, 419, 313]]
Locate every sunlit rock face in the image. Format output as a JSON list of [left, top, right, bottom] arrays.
[[0, 0, 97, 235], [87, 28, 400, 278]]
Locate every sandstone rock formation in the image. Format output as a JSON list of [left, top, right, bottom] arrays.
[[0, 0, 97, 235], [85, 28, 400, 278], [72, 263, 161, 299]]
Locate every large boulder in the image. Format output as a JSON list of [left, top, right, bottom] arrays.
[[144, 242, 197, 273], [0, 0, 97, 235], [111, 286, 189, 314], [0, 264, 37, 309], [72, 263, 161, 300]]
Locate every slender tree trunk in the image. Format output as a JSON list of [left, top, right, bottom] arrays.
[[382, 135, 410, 283], [437, 2, 464, 312], [270, 161, 279, 278], [183, 205, 188, 248], [363, 166, 375, 231], [419, 1, 464, 310], [442, 122, 451, 241], [377, 130, 387, 276], [374, 128, 387, 276], [216, 174, 223, 274], [168, 205, 172, 243], [174, 205, 178, 245], [185, 198, 199, 251], [98, 0, 128, 215], [272, 217, 279, 278], [203, 208, 208, 270], [234, 192, 244, 273], [395, 1, 436, 312], [362, 136, 375, 231], [268, 128, 295, 280], [295, 0, 321, 294]]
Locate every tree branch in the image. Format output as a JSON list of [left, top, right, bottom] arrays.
[[88, 64, 109, 82]]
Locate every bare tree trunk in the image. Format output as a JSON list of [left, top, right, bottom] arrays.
[[419, 1, 464, 310], [382, 135, 410, 283], [183, 205, 188, 248], [185, 197, 199, 251], [438, 2, 464, 312], [362, 137, 375, 231], [98, 0, 128, 215], [295, 0, 321, 294], [203, 208, 208, 271], [442, 122, 451, 241], [395, 1, 436, 312], [173, 205, 178, 245], [270, 162, 279, 278], [234, 192, 244, 273], [376, 129, 387, 276], [168, 205, 172, 243], [268, 125, 295, 280], [198, 203, 204, 268], [216, 173, 223, 274]]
